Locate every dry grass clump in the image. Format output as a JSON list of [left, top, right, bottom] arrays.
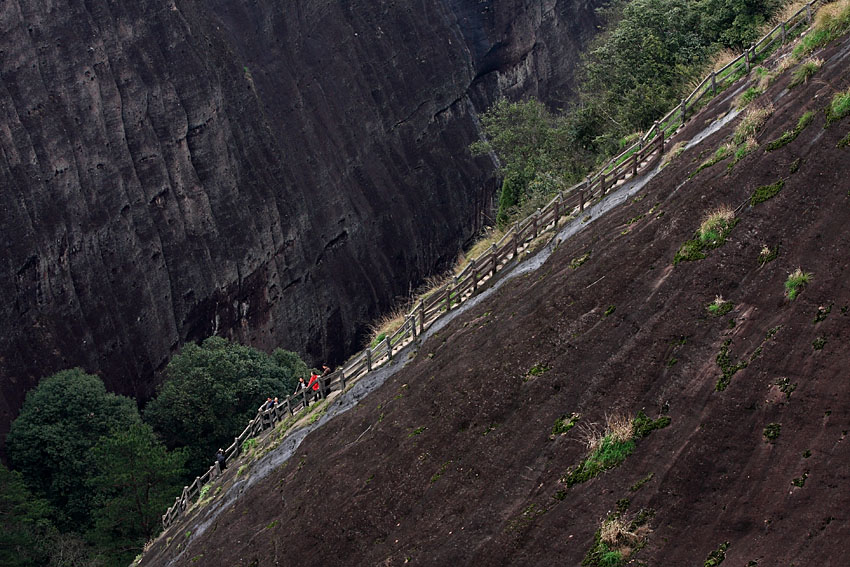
[[580, 413, 633, 451], [733, 103, 775, 144], [600, 515, 652, 556], [699, 206, 735, 242]]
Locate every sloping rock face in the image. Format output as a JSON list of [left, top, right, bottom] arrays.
[[0, 1, 602, 444], [140, 32, 850, 567]]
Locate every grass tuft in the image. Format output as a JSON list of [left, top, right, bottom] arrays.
[[826, 88, 850, 125], [733, 104, 774, 145], [707, 296, 734, 317], [785, 268, 812, 300]]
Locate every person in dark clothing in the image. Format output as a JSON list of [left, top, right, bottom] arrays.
[[216, 448, 227, 471]]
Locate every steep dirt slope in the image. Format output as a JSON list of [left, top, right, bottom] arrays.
[[0, 0, 603, 444], [141, 32, 850, 567]]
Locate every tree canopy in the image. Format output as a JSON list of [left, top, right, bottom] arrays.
[[144, 336, 305, 474], [6, 368, 141, 528]]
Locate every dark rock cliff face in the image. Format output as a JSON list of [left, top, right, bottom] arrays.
[[0, 0, 601, 441]]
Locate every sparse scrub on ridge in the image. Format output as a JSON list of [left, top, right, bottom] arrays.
[[733, 104, 774, 145], [765, 110, 815, 150], [785, 268, 813, 300], [789, 58, 823, 87], [826, 88, 850, 125], [750, 179, 785, 205], [674, 206, 737, 265]]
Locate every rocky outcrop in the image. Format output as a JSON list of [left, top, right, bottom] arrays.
[[0, 0, 602, 441]]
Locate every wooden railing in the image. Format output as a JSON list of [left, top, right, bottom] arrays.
[[161, 0, 823, 530]]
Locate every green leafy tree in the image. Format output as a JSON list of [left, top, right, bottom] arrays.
[[144, 336, 302, 474], [87, 423, 187, 567], [272, 347, 310, 382], [471, 98, 589, 226], [6, 369, 141, 528], [0, 463, 55, 567]]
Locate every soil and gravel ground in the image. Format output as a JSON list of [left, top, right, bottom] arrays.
[[141, 31, 850, 567]]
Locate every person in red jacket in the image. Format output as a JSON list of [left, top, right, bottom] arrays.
[[307, 371, 321, 402]]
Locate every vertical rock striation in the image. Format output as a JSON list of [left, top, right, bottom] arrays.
[[0, 0, 602, 442]]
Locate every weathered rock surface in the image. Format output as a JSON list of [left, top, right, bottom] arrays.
[[0, 0, 602, 442]]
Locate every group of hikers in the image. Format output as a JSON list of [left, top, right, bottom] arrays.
[[214, 364, 333, 471]]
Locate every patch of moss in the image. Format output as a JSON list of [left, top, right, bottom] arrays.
[[791, 472, 808, 487], [826, 89, 850, 126], [632, 411, 671, 438], [564, 437, 635, 487], [528, 363, 550, 377], [552, 412, 580, 437], [789, 157, 802, 173], [839, 131, 850, 149], [715, 339, 748, 391], [604, 305, 616, 317], [812, 336, 827, 350], [629, 472, 654, 492], [571, 252, 592, 269], [704, 542, 729, 566], [775, 377, 796, 399], [749, 180, 784, 206], [707, 298, 734, 317], [765, 111, 815, 151], [691, 144, 732, 177], [763, 422, 781, 443]]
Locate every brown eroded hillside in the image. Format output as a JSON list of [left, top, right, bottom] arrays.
[[141, 28, 850, 567]]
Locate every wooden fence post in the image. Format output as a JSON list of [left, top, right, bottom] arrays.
[[366, 348, 372, 372], [781, 22, 786, 44], [680, 98, 686, 125], [744, 49, 749, 72], [806, 3, 812, 23], [491, 243, 498, 275], [553, 195, 560, 230], [659, 127, 665, 155], [418, 301, 425, 334], [632, 149, 638, 176], [339, 367, 347, 390], [711, 70, 717, 95], [533, 209, 540, 238], [286, 396, 293, 416], [470, 258, 478, 292], [385, 335, 392, 360]]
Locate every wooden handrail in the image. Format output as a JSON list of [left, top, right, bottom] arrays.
[[162, 1, 825, 530]]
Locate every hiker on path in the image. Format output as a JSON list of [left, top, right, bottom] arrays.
[[295, 377, 309, 406], [307, 371, 321, 402], [216, 448, 226, 471]]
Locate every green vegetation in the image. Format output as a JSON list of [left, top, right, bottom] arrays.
[[88, 424, 187, 564], [812, 336, 827, 350], [604, 305, 617, 317], [763, 422, 781, 442], [674, 207, 737, 264], [629, 472, 654, 492], [733, 104, 774, 145], [715, 338, 748, 391], [582, 508, 654, 567], [826, 88, 850, 125], [758, 244, 778, 266], [571, 252, 592, 269], [528, 363, 550, 377], [775, 377, 796, 399], [144, 336, 305, 476], [737, 86, 763, 107], [552, 412, 581, 437], [839, 131, 850, 148], [563, 413, 670, 487], [704, 541, 730, 566], [765, 110, 816, 150], [792, 472, 808, 487], [792, 1, 850, 59], [0, 463, 56, 567], [472, 0, 788, 227], [789, 58, 823, 87], [784, 268, 812, 300], [6, 369, 141, 529], [409, 426, 426, 437], [707, 296, 734, 317], [692, 143, 733, 177], [749, 179, 784, 205], [814, 303, 832, 323]]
